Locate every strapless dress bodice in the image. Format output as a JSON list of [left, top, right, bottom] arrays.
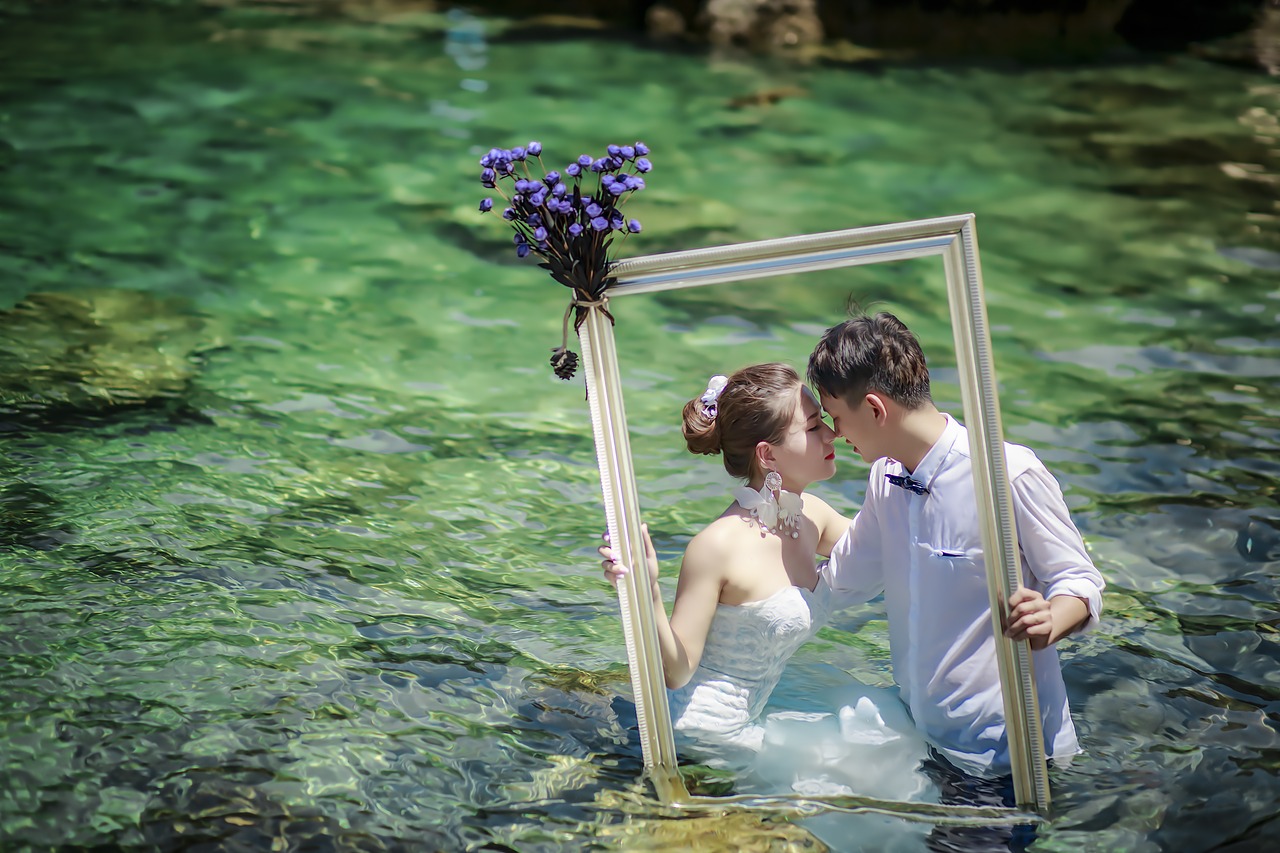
[[668, 573, 836, 750]]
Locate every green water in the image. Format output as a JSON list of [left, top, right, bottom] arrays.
[[1, 2, 1278, 850]]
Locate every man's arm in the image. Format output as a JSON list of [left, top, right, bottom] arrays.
[[1008, 460, 1105, 646], [823, 476, 887, 604]]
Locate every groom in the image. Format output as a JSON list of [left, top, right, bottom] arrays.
[[807, 311, 1105, 778]]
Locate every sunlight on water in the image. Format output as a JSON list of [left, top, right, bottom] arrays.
[[0, 1, 1277, 850]]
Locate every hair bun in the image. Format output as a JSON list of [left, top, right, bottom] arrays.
[[682, 398, 722, 456]]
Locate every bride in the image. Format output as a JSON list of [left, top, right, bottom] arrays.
[[600, 363, 935, 804]]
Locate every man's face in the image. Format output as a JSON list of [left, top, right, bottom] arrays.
[[818, 391, 880, 464]]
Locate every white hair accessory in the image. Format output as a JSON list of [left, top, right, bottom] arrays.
[[699, 375, 729, 419]]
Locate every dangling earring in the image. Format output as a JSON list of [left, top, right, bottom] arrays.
[[768, 470, 804, 539], [735, 470, 803, 538]]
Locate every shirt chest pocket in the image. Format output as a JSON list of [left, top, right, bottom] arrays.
[[917, 541, 980, 560], [915, 542, 984, 587]]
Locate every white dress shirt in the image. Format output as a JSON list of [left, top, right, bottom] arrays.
[[827, 414, 1105, 774]]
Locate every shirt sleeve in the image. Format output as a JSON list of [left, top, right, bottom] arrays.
[[824, 485, 886, 606], [1011, 461, 1105, 633]]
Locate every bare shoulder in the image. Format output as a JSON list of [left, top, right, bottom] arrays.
[[684, 515, 742, 565], [670, 512, 742, 591]]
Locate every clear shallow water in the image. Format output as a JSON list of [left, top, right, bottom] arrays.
[[1, 1, 1278, 850]]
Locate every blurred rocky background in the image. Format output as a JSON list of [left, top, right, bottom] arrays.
[[189, 0, 1280, 69]]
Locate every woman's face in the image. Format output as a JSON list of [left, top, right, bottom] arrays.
[[770, 385, 837, 490]]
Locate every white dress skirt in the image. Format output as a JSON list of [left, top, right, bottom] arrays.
[[667, 566, 937, 805]]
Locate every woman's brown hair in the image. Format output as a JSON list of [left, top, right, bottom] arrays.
[[681, 363, 803, 480]]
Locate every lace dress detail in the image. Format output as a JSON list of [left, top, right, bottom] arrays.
[[669, 574, 835, 751]]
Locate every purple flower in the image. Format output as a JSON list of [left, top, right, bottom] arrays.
[[473, 140, 654, 379]]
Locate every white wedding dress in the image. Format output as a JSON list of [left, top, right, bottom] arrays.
[[668, 565, 937, 806]]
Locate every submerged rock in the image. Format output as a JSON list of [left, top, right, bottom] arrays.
[[0, 289, 225, 419], [0, 481, 72, 551], [702, 0, 824, 52]]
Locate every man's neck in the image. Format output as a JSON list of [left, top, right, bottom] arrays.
[[891, 405, 948, 474]]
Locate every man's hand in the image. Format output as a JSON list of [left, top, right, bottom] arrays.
[[1003, 588, 1088, 650], [1003, 588, 1053, 649]]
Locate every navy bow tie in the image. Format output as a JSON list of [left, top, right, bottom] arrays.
[[886, 473, 929, 495]]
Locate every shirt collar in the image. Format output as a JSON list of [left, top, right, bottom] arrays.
[[897, 413, 962, 491]]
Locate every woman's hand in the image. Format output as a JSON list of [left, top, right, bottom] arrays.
[[599, 523, 660, 592]]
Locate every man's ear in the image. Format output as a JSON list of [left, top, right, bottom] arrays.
[[864, 392, 889, 424]]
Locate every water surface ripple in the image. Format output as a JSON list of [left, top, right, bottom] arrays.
[[1, 2, 1277, 850]]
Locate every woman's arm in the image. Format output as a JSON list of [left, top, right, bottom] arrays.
[[661, 532, 726, 688], [601, 525, 725, 689]]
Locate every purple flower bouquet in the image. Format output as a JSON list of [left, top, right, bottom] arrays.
[[477, 141, 651, 379]]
